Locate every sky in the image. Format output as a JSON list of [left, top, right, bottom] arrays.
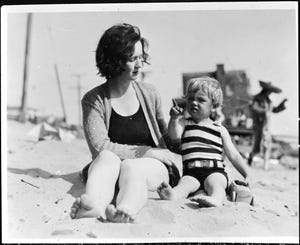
[[2, 2, 298, 136]]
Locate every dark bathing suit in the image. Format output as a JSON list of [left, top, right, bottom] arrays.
[[81, 105, 180, 187]]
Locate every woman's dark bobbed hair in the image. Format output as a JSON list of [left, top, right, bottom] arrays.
[[95, 23, 150, 79]]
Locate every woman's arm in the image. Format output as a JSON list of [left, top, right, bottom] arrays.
[[142, 85, 182, 169], [220, 126, 252, 185]]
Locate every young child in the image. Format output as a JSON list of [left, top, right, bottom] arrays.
[[157, 76, 252, 207]]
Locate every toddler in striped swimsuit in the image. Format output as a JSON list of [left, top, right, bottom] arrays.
[[157, 76, 252, 207]]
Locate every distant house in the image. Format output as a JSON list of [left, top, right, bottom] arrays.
[[182, 64, 253, 129]]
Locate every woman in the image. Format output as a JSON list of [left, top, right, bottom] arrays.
[[70, 23, 181, 223]]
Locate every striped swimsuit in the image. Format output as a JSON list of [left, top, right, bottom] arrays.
[[181, 119, 228, 189], [181, 119, 223, 165]]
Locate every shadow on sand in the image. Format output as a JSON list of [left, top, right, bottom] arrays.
[[8, 167, 85, 198]]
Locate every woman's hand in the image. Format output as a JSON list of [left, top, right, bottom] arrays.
[[144, 148, 182, 172]]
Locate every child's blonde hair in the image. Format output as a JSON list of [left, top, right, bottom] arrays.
[[185, 76, 223, 108]]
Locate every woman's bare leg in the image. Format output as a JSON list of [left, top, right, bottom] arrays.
[[70, 150, 121, 219], [157, 176, 200, 200], [190, 173, 227, 207], [106, 158, 169, 223]]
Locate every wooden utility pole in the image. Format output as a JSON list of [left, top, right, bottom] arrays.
[[19, 13, 32, 122], [47, 25, 67, 123]]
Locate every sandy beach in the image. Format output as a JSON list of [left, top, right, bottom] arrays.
[[3, 119, 299, 243]]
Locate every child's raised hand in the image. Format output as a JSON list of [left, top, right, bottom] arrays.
[[170, 99, 183, 118], [169, 106, 183, 118]]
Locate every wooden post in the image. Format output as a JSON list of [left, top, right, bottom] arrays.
[[19, 13, 32, 122], [47, 25, 67, 123]]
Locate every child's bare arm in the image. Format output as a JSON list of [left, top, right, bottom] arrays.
[[168, 102, 185, 142], [168, 116, 185, 142], [220, 126, 252, 184]]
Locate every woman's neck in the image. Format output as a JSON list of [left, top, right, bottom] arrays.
[[108, 76, 139, 116], [108, 77, 133, 97]]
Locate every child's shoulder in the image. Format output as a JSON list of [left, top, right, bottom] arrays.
[[211, 121, 225, 135], [212, 121, 222, 127], [218, 124, 230, 137]]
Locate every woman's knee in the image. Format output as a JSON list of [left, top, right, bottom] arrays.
[[119, 159, 149, 184], [120, 159, 141, 176], [89, 150, 121, 173], [120, 158, 168, 190]]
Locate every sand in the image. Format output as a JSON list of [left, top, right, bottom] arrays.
[[3, 120, 299, 243]]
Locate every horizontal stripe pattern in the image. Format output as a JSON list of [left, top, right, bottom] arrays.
[[182, 136, 222, 149], [183, 129, 222, 145], [182, 147, 222, 155], [181, 120, 223, 164], [185, 125, 221, 137]]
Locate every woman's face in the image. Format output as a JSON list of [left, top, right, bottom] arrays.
[[122, 41, 144, 81]]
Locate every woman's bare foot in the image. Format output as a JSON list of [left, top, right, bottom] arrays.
[[105, 204, 135, 223], [70, 194, 105, 219], [157, 181, 178, 200], [190, 195, 222, 207]]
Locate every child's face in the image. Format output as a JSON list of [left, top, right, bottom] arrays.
[[186, 90, 214, 122]]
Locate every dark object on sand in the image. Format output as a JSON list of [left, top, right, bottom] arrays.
[[229, 180, 254, 206], [20, 179, 40, 189]]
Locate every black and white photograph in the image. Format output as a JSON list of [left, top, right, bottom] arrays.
[[1, 2, 298, 243]]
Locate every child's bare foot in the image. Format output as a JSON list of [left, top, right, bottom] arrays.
[[190, 195, 222, 207], [157, 181, 178, 200], [105, 204, 135, 223], [70, 194, 105, 219]]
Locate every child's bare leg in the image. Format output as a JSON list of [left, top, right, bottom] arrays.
[[191, 173, 227, 207], [106, 158, 169, 223], [70, 150, 121, 219], [157, 176, 200, 200]]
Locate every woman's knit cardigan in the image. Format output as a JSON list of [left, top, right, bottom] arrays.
[[81, 81, 175, 160]]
